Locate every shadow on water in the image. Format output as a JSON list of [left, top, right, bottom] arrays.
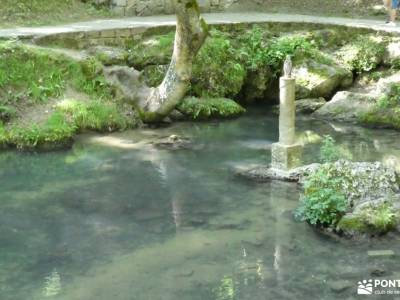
[[1, 107, 400, 300]]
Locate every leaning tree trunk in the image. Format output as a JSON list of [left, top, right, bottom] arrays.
[[138, 0, 208, 122]]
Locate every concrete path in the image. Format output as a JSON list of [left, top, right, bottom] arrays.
[[1, 12, 400, 39]]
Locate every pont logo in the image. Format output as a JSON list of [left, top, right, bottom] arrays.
[[358, 279, 373, 295]]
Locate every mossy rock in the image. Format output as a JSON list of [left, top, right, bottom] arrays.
[[293, 58, 353, 99], [336, 214, 369, 236], [337, 201, 398, 237], [177, 97, 246, 120]]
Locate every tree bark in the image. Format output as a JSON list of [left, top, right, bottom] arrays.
[[137, 0, 208, 122]]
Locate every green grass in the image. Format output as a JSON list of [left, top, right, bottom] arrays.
[[57, 99, 135, 132], [5, 112, 76, 149], [0, 41, 139, 150], [0, 0, 113, 28], [0, 42, 113, 107], [1, 99, 139, 150]]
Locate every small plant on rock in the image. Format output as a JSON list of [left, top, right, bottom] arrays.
[[295, 167, 348, 226]]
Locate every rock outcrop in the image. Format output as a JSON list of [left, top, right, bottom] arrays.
[[293, 59, 353, 99], [237, 160, 400, 239]]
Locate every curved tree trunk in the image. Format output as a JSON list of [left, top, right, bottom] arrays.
[[137, 0, 208, 122]]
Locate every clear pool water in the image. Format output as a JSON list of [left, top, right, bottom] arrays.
[[1, 107, 400, 300]]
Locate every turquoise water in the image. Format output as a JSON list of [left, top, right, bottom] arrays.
[[1, 107, 400, 300]]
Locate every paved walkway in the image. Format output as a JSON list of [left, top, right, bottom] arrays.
[[1, 13, 400, 39]]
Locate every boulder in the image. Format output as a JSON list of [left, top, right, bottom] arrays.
[[237, 160, 400, 239], [308, 160, 400, 238], [384, 39, 400, 66], [293, 59, 353, 99], [312, 91, 376, 121], [296, 98, 327, 114]]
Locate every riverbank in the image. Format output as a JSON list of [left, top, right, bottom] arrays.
[[2, 14, 400, 150]]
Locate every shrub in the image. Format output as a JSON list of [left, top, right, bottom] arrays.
[[335, 35, 385, 73], [238, 27, 315, 76], [295, 167, 348, 226], [191, 30, 246, 98]]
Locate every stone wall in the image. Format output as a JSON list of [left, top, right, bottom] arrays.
[[110, 0, 239, 16]]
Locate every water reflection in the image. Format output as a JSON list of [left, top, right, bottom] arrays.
[[0, 108, 400, 300]]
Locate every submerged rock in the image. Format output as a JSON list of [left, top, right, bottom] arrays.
[[234, 164, 320, 183], [151, 135, 193, 150], [328, 280, 353, 293]]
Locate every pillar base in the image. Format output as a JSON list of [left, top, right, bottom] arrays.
[[271, 143, 303, 171]]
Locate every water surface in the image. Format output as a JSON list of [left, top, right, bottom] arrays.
[[1, 107, 400, 300]]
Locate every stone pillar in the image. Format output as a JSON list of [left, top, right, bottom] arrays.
[[278, 78, 296, 145], [271, 76, 302, 171]]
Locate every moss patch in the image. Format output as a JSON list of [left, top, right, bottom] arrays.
[[177, 97, 245, 120]]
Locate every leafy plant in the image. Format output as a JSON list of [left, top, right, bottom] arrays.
[[295, 167, 348, 226], [336, 35, 385, 73], [238, 27, 315, 76], [192, 30, 246, 98]]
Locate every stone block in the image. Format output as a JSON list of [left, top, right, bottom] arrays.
[[271, 142, 303, 170]]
